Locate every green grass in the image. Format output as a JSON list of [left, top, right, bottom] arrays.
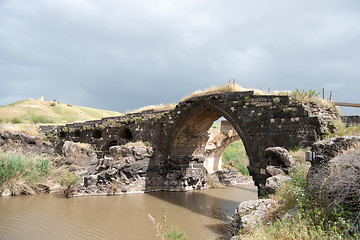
[[0, 98, 121, 124], [0, 151, 53, 194], [240, 158, 359, 240], [222, 139, 249, 175], [333, 119, 360, 137]]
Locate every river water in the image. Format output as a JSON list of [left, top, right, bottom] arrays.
[[0, 185, 257, 240]]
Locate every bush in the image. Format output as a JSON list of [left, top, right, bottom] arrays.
[[11, 117, 22, 124]]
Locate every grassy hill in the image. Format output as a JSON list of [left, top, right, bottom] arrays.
[[0, 98, 122, 124]]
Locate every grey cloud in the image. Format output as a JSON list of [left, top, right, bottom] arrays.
[[1, 0, 360, 115]]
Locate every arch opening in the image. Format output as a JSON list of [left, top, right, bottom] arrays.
[[204, 120, 249, 175], [59, 131, 66, 138], [119, 127, 133, 139], [74, 129, 81, 137], [169, 104, 250, 174], [92, 129, 102, 139], [102, 140, 118, 152]]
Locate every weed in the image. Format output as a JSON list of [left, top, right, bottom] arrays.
[[82, 125, 92, 131], [272, 97, 281, 105], [148, 206, 186, 240], [60, 172, 80, 198], [237, 100, 244, 107]]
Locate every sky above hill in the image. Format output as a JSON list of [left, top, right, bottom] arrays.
[[1, 0, 359, 115]]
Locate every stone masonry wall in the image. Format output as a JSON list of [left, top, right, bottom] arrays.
[[40, 91, 338, 194]]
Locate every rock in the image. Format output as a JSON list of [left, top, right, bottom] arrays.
[[230, 236, 241, 240], [264, 175, 291, 194], [266, 165, 284, 176], [264, 147, 295, 168], [62, 141, 97, 167], [1, 189, 11, 197], [215, 170, 252, 186], [311, 136, 360, 165], [233, 199, 279, 232], [49, 184, 63, 194], [283, 205, 300, 220]]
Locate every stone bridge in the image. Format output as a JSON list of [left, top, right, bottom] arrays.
[[41, 91, 337, 194]]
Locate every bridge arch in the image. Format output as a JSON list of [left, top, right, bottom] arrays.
[[204, 131, 241, 173], [167, 100, 253, 174]]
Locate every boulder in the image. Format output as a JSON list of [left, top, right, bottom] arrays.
[[265, 165, 284, 176], [213, 170, 252, 186], [1, 189, 11, 197], [264, 175, 291, 195], [264, 147, 295, 168], [62, 141, 97, 168], [232, 199, 279, 233]]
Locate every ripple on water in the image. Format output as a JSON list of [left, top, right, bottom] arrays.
[[0, 185, 257, 240]]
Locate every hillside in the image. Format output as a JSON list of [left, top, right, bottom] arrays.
[[0, 98, 122, 124]]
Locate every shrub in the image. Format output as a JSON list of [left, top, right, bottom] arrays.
[[60, 172, 80, 197], [11, 117, 22, 124]]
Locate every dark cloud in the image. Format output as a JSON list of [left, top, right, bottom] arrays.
[[1, 0, 359, 115]]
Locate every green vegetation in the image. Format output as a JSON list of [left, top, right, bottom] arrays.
[[0, 151, 53, 195], [331, 119, 360, 137], [60, 172, 80, 198], [0, 98, 121, 124], [239, 152, 359, 240], [222, 139, 249, 176], [291, 88, 339, 114], [11, 117, 22, 124]]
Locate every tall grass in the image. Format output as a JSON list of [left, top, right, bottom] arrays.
[[0, 151, 53, 195], [181, 83, 267, 101], [239, 161, 359, 239], [331, 119, 360, 137]]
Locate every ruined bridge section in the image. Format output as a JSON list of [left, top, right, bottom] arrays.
[[41, 91, 337, 191]]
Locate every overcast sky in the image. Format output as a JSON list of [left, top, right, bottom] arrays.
[[1, 0, 359, 115]]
